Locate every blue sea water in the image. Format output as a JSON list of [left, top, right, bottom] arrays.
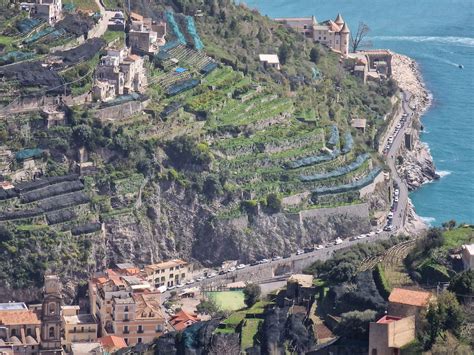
[[245, 0, 474, 225]]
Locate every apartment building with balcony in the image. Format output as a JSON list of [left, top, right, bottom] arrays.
[[89, 268, 167, 347], [62, 305, 98, 352], [143, 259, 191, 288]]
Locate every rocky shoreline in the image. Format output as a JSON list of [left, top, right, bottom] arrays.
[[391, 53, 439, 233]]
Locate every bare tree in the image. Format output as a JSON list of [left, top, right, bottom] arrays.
[[350, 22, 372, 52], [209, 334, 241, 355]]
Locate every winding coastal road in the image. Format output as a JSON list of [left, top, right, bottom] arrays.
[[384, 91, 414, 230]]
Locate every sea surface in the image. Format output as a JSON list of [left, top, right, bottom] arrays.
[[244, 0, 474, 225]]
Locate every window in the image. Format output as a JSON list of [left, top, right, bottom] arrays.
[[156, 324, 163, 332], [124, 338, 128, 345], [124, 306, 129, 312], [73, 327, 77, 332], [26, 328, 32, 337], [11, 329, 16, 337], [49, 326, 55, 338], [138, 338, 142, 343], [49, 303, 56, 315], [303, 25, 307, 29], [123, 326, 129, 334], [371, 350, 377, 355], [138, 325, 143, 333], [324, 37, 326, 40], [124, 314, 129, 321], [81, 327, 84, 332]]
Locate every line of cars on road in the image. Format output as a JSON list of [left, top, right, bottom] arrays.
[[383, 185, 400, 231], [383, 113, 409, 155]]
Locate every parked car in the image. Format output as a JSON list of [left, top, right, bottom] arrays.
[[176, 283, 184, 288], [272, 256, 282, 261], [250, 260, 259, 266], [207, 272, 217, 278], [383, 224, 394, 232], [304, 247, 315, 253], [196, 276, 205, 282], [334, 238, 343, 245], [283, 253, 291, 259], [168, 285, 176, 290], [296, 249, 304, 255], [357, 234, 367, 239], [388, 212, 394, 219], [237, 264, 246, 269], [259, 259, 270, 264], [186, 279, 195, 285], [316, 245, 324, 250]]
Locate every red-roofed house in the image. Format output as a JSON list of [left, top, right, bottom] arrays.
[[368, 315, 415, 355], [99, 335, 127, 353], [169, 310, 199, 331], [388, 288, 432, 326]]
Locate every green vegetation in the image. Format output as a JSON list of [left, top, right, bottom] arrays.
[[243, 283, 261, 308], [241, 318, 263, 350], [62, 0, 99, 12], [405, 225, 474, 284], [373, 263, 392, 299], [205, 291, 245, 311]]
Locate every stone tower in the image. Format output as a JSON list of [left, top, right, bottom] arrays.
[[40, 275, 63, 354], [340, 22, 350, 56]]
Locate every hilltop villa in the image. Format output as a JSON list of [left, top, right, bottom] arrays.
[[275, 14, 350, 56]]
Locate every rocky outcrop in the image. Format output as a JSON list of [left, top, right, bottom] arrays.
[[102, 181, 371, 268], [396, 125, 439, 191]]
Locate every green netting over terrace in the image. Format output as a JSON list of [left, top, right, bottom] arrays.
[[16, 18, 43, 34], [312, 167, 382, 196], [15, 148, 44, 161]]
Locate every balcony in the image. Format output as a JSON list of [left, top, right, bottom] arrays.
[[123, 329, 130, 334], [137, 329, 144, 334]]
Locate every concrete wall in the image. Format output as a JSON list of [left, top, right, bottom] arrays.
[[298, 203, 369, 221], [282, 192, 311, 207], [360, 170, 387, 198]]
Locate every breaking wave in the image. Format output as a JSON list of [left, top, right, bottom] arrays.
[[436, 170, 452, 178], [420, 216, 436, 225], [369, 35, 474, 47]]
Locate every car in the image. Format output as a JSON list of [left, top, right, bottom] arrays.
[[196, 276, 205, 282], [283, 253, 291, 259], [304, 247, 315, 253], [176, 283, 184, 288], [250, 260, 259, 266], [272, 256, 282, 261], [388, 136, 394, 143], [207, 272, 217, 278], [316, 244, 324, 250], [376, 229, 383, 234], [334, 238, 343, 245], [218, 270, 226, 275], [357, 234, 367, 239], [350, 236, 358, 241], [237, 264, 246, 269], [186, 279, 195, 285], [383, 225, 394, 232], [228, 266, 236, 272], [388, 212, 394, 219], [394, 188, 400, 195], [168, 285, 176, 290], [396, 123, 402, 129], [394, 196, 399, 202], [259, 259, 270, 264], [296, 249, 304, 255]]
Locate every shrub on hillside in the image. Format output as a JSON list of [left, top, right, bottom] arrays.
[[335, 309, 377, 340]]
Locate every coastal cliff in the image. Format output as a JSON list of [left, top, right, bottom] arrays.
[[391, 54, 438, 232], [392, 53, 438, 191]]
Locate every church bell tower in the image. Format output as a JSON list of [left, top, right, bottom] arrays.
[[40, 275, 63, 354]]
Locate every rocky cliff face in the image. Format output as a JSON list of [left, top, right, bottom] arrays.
[[396, 123, 439, 191], [102, 181, 371, 268]]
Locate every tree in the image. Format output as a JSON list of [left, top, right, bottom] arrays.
[[209, 334, 240, 355], [335, 309, 377, 340], [328, 261, 357, 282], [203, 175, 223, 200], [309, 47, 320, 64], [243, 283, 261, 308], [278, 44, 291, 65], [422, 291, 465, 349], [197, 299, 220, 317], [266, 193, 282, 213], [350, 22, 371, 52], [0, 225, 13, 243], [72, 124, 93, 147], [442, 219, 457, 230], [448, 270, 474, 303]]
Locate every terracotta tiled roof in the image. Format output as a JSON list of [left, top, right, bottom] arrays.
[[389, 288, 431, 307], [170, 310, 198, 331], [99, 335, 127, 351], [0, 310, 41, 325], [130, 12, 143, 21]]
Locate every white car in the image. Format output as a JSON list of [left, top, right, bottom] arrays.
[[316, 245, 324, 250], [196, 276, 205, 282], [272, 256, 282, 261], [228, 266, 236, 272], [388, 136, 394, 143], [207, 272, 217, 278], [334, 238, 343, 245], [388, 212, 394, 219], [296, 249, 304, 255], [260, 259, 270, 264], [176, 283, 184, 288], [168, 285, 176, 290], [396, 123, 402, 129], [236, 264, 246, 270], [394, 189, 400, 196], [394, 196, 399, 203], [357, 234, 367, 239]]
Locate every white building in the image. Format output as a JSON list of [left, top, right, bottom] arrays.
[[259, 54, 281, 70], [35, 0, 62, 25], [461, 244, 474, 270]]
